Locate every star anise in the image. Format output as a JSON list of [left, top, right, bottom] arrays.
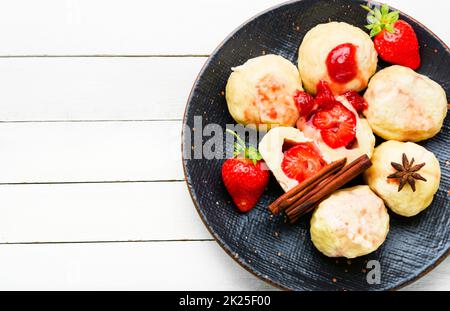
[[387, 153, 427, 192]]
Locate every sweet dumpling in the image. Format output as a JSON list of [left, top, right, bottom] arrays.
[[298, 22, 378, 95], [226, 54, 301, 128], [363, 65, 447, 142], [364, 141, 441, 217], [310, 185, 389, 258], [297, 94, 375, 164], [259, 127, 326, 192]]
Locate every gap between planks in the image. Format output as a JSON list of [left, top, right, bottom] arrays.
[[0, 239, 214, 246], [0, 179, 185, 186], [0, 54, 209, 58], [0, 119, 184, 123]]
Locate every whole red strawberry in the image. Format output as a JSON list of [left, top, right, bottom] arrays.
[[362, 4, 420, 69], [222, 130, 269, 212]]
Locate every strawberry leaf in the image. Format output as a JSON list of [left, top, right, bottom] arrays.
[[374, 7, 382, 20], [360, 5, 373, 13], [233, 142, 245, 157], [373, 24, 382, 33], [387, 11, 399, 23], [385, 24, 395, 33], [246, 146, 262, 165], [362, 2, 399, 37], [226, 129, 262, 165], [369, 28, 378, 38], [367, 15, 377, 24]]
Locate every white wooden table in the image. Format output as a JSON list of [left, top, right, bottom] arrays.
[[0, 0, 448, 291]]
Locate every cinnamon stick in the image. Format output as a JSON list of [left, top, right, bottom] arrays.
[[286, 155, 372, 223], [279, 167, 339, 209], [268, 158, 347, 214], [285, 155, 363, 211]]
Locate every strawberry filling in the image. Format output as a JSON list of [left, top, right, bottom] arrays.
[[294, 90, 316, 119], [316, 80, 335, 101], [281, 142, 326, 183], [341, 90, 368, 112], [312, 101, 357, 149], [326, 43, 358, 83], [294, 81, 357, 149]]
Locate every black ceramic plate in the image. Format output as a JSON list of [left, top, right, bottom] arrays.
[[182, 0, 449, 290]]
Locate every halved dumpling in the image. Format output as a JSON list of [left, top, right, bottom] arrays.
[[259, 127, 326, 192], [298, 94, 375, 164]]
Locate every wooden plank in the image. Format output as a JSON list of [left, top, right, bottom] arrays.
[[0, 0, 282, 56], [388, 0, 449, 45], [0, 241, 276, 290], [0, 0, 446, 56], [0, 241, 447, 290], [0, 57, 205, 122], [0, 181, 211, 243], [0, 121, 184, 183], [401, 258, 450, 291]]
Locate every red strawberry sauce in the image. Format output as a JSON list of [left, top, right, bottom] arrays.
[[341, 90, 368, 112], [326, 43, 358, 83], [294, 80, 358, 150]]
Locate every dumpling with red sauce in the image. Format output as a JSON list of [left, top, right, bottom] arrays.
[[295, 81, 375, 164], [225, 54, 302, 129], [298, 22, 378, 95]]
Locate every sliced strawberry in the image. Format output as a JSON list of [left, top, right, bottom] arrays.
[[294, 90, 316, 119], [312, 102, 356, 149], [281, 142, 326, 183], [341, 90, 368, 112]]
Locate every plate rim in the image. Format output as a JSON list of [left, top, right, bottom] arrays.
[[181, 0, 450, 291]]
